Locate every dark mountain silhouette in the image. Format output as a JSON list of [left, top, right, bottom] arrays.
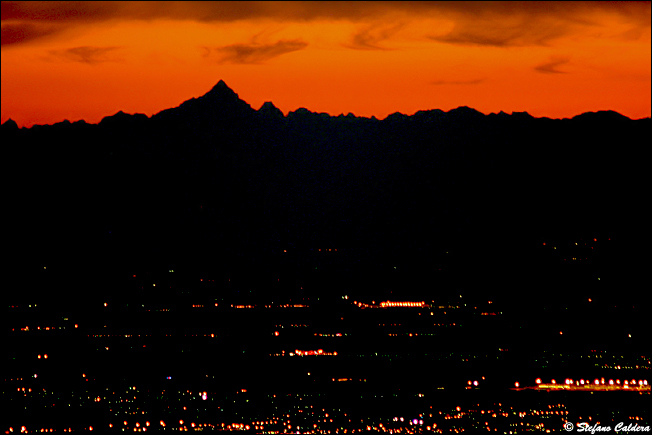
[[258, 101, 285, 119], [152, 79, 255, 126], [2, 118, 19, 131], [5, 80, 649, 304], [571, 110, 631, 122]]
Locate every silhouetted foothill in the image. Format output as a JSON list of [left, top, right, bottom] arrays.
[[571, 110, 630, 123], [336, 112, 358, 120], [288, 107, 332, 121], [384, 112, 409, 123], [510, 111, 534, 121], [99, 111, 149, 127], [53, 119, 72, 127], [413, 109, 445, 122]]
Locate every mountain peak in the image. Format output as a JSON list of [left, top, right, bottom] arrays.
[[259, 101, 279, 111], [2, 118, 19, 130], [207, 79, 235, 97], [258, 101, 284, 119], [199, 80, 250, 108], [152, 80, 254, 122]]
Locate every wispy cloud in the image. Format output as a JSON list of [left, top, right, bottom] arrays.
[[213, 39, 307, 64], [1, 22, 62, 46], [430, 17, 571, 47], [431, 78, 486, 86], [344, 23, 405, 50], [534, 55, 570, 74], [48, 45, 122, 64]]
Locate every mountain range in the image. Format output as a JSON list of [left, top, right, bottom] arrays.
[[4, 81, 649, 303]]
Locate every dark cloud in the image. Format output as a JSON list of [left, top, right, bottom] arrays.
[[2, 1, 141, 22], [426, 2, 651, 47], [1, 22, 61, 46], [2, 1, 650, 47], [344, 23, 405, 50], [534, 56, 571, 74], [4, 2, 650, 25], [49, 45, 122, 64], [213, 39, 308, 64], [430, 20, 570, 47], [431, 78, 486, 85], [0, 1, 379, 23], [415, 1, 651, 27]]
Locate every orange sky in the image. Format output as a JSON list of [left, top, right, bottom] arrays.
[[2, 1, 650, 127]]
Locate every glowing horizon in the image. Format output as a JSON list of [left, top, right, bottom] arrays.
[[2, 1, 650, 127]]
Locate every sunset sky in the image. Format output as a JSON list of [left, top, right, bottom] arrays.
[[2, 1, 650, 127]]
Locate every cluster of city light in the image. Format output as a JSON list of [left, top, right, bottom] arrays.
[[391, 417, 426, 426], [349, 300, 431, 309], [271, 324, 309, 330], [380, 301, 426, 308], [10, 262, 648, 434], [17, 326, 69, 332], [293, 349, 337, 356], [515, 377, 650, 391], [11, 391, 648, 434], [264, 304, 309, 308]]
